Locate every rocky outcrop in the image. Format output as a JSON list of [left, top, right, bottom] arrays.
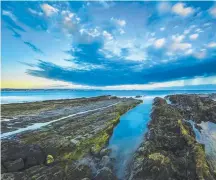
[[1, 140, 46, 173], [1, 96, 142, 180], [95, 167, 117, 180], [129, 97, 216, 180], [166, 94, 216, 123]]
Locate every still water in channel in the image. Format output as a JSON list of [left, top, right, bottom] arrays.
[[108, 97, 153, 179]]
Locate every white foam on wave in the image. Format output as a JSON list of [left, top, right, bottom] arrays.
[[1, 96, 38, 104]]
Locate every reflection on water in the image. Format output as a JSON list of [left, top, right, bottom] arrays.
[[108, 97, 153, 179], [190, 120, 216, 171]]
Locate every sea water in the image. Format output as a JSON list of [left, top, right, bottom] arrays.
[[1, 89, 215, 104]]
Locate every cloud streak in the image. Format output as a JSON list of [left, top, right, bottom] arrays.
[[27, 55, 216, 86], [24, 41, 44, 54]]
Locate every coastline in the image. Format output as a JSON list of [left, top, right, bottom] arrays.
[[1, 94, 216, 179]]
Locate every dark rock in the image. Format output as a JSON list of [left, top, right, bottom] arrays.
[[153, 97, 167, 106], [25, 144, 46, 168], [68, 164, 93, 180], [99, 148, 111, 157], [166, 94, 216, 123], [4, 158, 24, 172], [1, 172, 27, 180], [135, 95, 142, 98], [1, 164, 7, 174], [194, 123, 202, 132], [1, 140, 46, 172], [94, 167, 117, 180], [99, 156, 112, 169]]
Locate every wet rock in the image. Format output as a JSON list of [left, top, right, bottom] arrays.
[[166, 94, 216, 123], [1, 140, 46, 171], [135, 95, 142, 98], [68, 164, 93, 180], [94, 167, 117, 180], [25, 144, 46, 168], [3, 158, 24, 172], [1, 164, 7, 174], [99, 156, 112, 169], [195, 123, 202, 132], [1, 172, 27, 180], [99, 148, 111, 157], [153, 97, 167, 106]]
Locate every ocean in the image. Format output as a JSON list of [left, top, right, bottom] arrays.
[[1, 89, 215, 104]]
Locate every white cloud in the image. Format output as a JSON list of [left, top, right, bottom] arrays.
[[185, 49, 193, 55], [59, 10, 81, 37], [203, 23, 211, 27], [102, 31, 113, 40], [160, 27, 165, 31], [100, 75, 216, 90], [184, 29, 190, 35], [154, 38, 166, 48], [111, 17, 126, 27], [62, 11, 76, 27], [80, 28, 100, 38], [171, 42, 192, 51], [209, 6, 216, 18], [172, 34, 185, 42], [195, 28, 203, 33], [194, 50, 206, 59], [119, 29, 125, 35], [157, 2, 171, 13], [41, 4, 59, 16], [207, 42, 216, 48], [2, 10, 17, 21], [189, 33, 199, 40], [102, 39, 147, 61], [172, 3, 194, 17], [61, 10, 74, 19], [28, 8, 43, 16], [102, 39, 123, 57], [125, 47, 146, 61]]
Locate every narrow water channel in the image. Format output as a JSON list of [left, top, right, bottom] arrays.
[[108, 97, 153, 179]]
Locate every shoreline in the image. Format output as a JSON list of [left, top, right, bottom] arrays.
[[1, 94, 216, 179]]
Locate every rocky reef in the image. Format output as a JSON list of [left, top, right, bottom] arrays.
[[1, 96, 142, 180], [166, 94, 216, 124], [129, 96, 216, 180]]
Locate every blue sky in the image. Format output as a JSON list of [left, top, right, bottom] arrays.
[[1, 1, 216, 89]]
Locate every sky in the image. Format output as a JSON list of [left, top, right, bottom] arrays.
[[1, 1, 216, 90]]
